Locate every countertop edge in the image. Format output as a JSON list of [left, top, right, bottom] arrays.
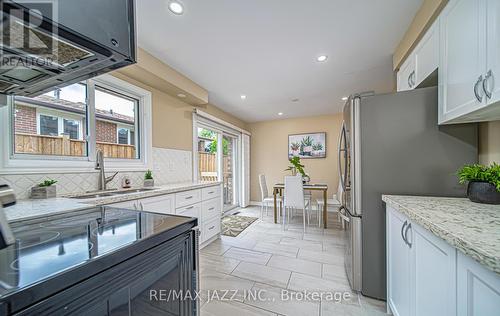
[[7, 182, 222, 223], [382, 195, 499, 275]]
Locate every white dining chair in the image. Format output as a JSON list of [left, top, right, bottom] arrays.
[[259, 174, 281, 219], [316, 179, 344, 228], [283, 175, 310, 232]]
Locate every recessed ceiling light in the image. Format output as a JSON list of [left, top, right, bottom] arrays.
[[341, 96, 348, 101], [316, 55, 328, 62], [168, 1, 184, 15], [177, 93, 186, 98], [240, 95, 246, 100], [278, 112, 283, 116], [291, 98, 299, 102]]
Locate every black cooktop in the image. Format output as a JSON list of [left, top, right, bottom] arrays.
[[0, 206, 196, 302]]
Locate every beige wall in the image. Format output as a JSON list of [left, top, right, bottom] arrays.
[[479, 121, 500, 165], [249, 114, 343, 202], [111, 71, 248, 152]]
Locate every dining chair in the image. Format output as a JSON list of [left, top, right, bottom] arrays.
[[259, 174, 281, 219], [283, 175, 310, 232], [316, 179, 344, 228]]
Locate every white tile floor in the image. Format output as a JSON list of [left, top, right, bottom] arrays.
[[199, 206, 387, 316]]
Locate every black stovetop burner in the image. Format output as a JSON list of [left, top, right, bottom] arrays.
[[0, 206, 186, 299]]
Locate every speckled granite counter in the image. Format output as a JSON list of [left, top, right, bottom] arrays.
[[6, 182, 221, 223], [382, 195, 500, 274]]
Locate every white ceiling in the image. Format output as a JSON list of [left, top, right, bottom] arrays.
[[136, 0, 422, 122]]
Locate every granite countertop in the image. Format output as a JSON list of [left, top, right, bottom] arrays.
[[382, 195, 500, 274], [6, 181, 221, 223]]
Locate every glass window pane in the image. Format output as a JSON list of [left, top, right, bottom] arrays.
[[39, 115, 58, 136], [63, 119, 79, 140], [95, 86, 139, 159], [13, 83, 88, 157], [118, 128, 129, 145], [197, 127, 219, 182]]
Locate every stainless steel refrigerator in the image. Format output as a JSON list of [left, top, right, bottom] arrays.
[[338, 87, 478, 300]]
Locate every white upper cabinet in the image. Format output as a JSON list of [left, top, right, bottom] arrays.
[[439, 0, 500, 124], [485, 0, 500, 105], [397, 54, 416, 92], [414, 19, 439, 87], [397, 19, 439, 92]]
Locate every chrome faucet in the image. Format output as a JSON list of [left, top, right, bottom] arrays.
[[95, 149, 118, 191]]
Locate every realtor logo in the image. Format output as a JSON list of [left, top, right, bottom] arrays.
[[0, 0, 59, 68]]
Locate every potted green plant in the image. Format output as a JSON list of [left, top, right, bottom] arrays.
[[285, 156, 310, 183], [301, 136, 314, 156], [31, 179, 57, 199], [144, 170, 154, 187], [457, 163, 500, 204]]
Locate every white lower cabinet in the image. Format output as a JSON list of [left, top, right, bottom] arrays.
[[388, 205, 456, 316], [411, 221, 456, 316], [457, 252, 500, 316], [108, 184, 223, 247], [387, 208, 411, 316]]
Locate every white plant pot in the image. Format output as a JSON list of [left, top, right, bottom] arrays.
[[144, 179, 154, 187], [31, 185, 56, 199]]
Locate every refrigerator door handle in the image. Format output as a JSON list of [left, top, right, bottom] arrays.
[[338, 123, 347, 191]]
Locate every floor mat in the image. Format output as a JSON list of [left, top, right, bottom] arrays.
[[221, 215, 258, 237]]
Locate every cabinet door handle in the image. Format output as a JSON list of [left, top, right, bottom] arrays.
[[404, 223, 412, 248], [410, 71, 416, 87], [208, 225, 215, 230], [208, 207, 215, 211], [401, 220, 408, 245], [474, 75, 484, 102], [483, 70, 493, 99], [407, 73, 412, 88], [185, 206, 195, 210], [140, 202, 144, 211], [185, 196, 193, 200]]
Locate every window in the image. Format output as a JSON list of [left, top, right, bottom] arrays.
[[95, 86, 139, 159], [63, 119, 80, 140], [39, 115, 58, 136], [118, 128, 129, 145], [1, 74, 152, 172], [14, 83, 88, 157]]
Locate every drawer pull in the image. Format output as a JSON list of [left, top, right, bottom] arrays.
[[185, 206, 194, 210], [208, 225, 215, 230], [185, 196, 193, 200], [208, 191, 214, 194], [208, 207, 215, 211]]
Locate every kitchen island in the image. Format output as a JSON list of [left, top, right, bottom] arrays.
[[0, 206, 198, 315], [383, 195, 500, 316]]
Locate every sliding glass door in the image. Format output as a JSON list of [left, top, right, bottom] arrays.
[[195, 120, 241, 213]]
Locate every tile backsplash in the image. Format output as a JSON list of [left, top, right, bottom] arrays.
[[0, 147, 193, 200]]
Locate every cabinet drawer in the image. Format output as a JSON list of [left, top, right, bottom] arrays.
[[108, 200, 138, 210], [176, 202, 201, 219], [139, 194, 175, 215], [175, 189, 202, 208], [202, 217, 220, 242], [202, 197, 221, 222], [202, 186, 221, 200]]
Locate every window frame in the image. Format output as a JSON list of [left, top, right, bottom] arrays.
[[0, 74, 152, 174]]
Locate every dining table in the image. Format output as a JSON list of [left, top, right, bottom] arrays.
[[273, 183, 329, 228]]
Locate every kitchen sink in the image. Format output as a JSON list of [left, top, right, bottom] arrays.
[[72, 193, 116, 199], [70, 188, 156, 199], [111, 188, 156, 194]]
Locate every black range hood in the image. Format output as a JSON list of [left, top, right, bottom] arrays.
[[0, 0, 136, 97]]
